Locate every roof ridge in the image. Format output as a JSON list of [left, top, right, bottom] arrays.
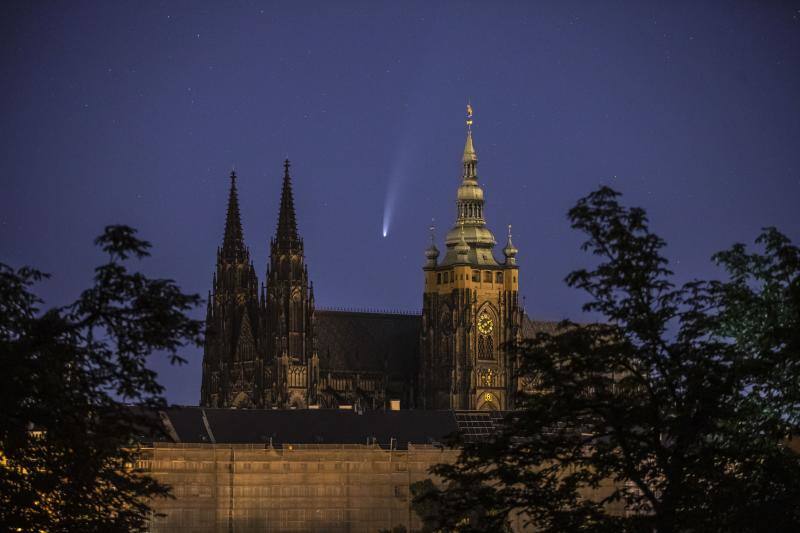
[[316, 306, 422, 317]]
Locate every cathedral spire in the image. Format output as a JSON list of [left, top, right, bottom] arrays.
[[462, 103, 477, 178], [222, 170, 247, 262], [275, 159, 300, 249], [266, 158, 314, 368], [441, 104, 497, 263]]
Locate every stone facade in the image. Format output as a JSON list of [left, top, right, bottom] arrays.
[[143, 442, 458, 532]]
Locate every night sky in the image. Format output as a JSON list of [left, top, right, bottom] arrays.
[[2, 2, 799, 405]]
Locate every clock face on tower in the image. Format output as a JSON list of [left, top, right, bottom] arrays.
[[477, 313, 493, 335]]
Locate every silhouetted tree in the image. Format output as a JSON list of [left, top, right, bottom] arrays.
[[0, 225, 202, 532], [412, 187, 800, 532]]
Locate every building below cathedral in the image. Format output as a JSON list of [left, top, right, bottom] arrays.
[[200, 109, 554, 411], [140, 407, 622, 532], [140, 407, 503, 532]]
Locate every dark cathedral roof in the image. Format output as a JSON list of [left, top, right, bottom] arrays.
[[152, 406, 507, 449], [521, 316, 561, 338], [157, 406, 459, 449], [311, 310, 559, 379], [315, 310, 421, 377]]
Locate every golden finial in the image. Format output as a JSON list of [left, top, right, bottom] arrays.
[[466, 102, 473, 130]]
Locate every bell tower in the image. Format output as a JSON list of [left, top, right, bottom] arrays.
[[419, 106, 523, 410]]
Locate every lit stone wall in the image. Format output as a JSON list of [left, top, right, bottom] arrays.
[[141, 442, 459, 532]]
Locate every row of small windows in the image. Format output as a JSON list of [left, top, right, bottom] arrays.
[[151, 460, 417, 473], [458, 202, 483, 219], [438, 270, 503, 284]]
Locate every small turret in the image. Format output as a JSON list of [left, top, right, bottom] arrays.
[[425, 224, 440, 267], [503, 224, 518, 265]]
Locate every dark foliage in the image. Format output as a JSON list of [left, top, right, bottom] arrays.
[[0, 225, 202, 532], [412, 187, 800, 532]]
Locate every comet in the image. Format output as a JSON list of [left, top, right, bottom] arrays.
[[381, 198, 394, 239], [382, 168, 400, 239], [381, 200, 392, 238], [381, 121, 419, 239]]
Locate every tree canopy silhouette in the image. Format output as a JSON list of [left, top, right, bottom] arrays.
[[412, 187, 800, 532], [0, 225, 202, 532]]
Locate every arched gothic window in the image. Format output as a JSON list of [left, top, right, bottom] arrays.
[[289, 291, 301, 331], [478, 334, 494, 360]]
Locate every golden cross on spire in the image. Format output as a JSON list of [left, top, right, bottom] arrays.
[[466, 102, 473, 131]]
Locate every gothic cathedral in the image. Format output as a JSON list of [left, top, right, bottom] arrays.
[[201, 107, 529, 411]]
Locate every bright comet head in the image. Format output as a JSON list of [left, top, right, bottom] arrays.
[[381, 203, 392, 238]]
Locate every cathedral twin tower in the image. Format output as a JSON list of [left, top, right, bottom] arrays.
[[200, 109, 524, 411]]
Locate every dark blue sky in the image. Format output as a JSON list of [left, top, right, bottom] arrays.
[[2, 1, 799, 405]]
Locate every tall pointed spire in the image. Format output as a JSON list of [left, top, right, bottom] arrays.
[[462, 132, 477, 163], [266, 158, 315, 370], [442, 103, 497, 264], [462, 103, 478, 178], [222, 170, 247, 262], [275, 159, 300, 249], [202, 169, 261, 409]]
